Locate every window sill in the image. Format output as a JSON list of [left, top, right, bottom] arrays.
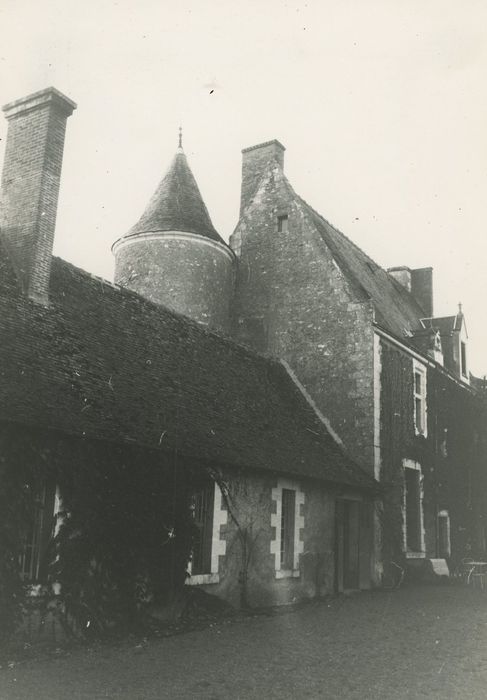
[[186, 573, 220, 586], [275, 569, 300, 579], [406, 551, 426, 559]]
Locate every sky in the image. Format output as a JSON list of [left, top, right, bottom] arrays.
[[0, 0, 486, 374]]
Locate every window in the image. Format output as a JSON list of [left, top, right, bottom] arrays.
[[413, 360, 427, 437], [403, 460, 425, 557], [20, 485, 46, 581], [270, 479, 305, 578], [19, 482, 58, 582], [280, 489, 296, 570], [187, 482, 227, 586], [461, 341, 467, 378], [277, 215, 288, 232], [192, 483, 215, 575]]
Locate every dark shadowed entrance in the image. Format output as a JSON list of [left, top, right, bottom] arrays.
[[335, 499, 373, 592]]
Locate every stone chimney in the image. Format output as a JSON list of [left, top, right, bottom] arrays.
[[240, 139, 285, 217], [388, 265, 434, 317], [0, 87, 76, 304], [387, 266, 411, 292]]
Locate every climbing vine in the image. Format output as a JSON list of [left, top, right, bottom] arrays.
[[379, 340, 486, 570], [0, 422, 212, 641]]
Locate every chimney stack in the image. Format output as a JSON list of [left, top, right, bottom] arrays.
[[388, 266, 434, 317], [0, 87, 76, 304], [240, 139, 285, 217], [387, 266, 411, 292], [410, 267, 433, 317]]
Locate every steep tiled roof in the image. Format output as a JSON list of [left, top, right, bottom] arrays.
[[0, 250, 374, 490], [123, 149, 224, 244], [300, 200, 426, 339]]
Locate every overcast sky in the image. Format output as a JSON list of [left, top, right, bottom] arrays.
[[1, 0, 486, 374]]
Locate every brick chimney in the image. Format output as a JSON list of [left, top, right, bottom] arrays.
[[240, 139, 285, 217], [0, 87, 76, 304]]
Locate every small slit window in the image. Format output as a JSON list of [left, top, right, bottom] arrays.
[[277, 215, 288, 232], [461, 341, 467, 377]]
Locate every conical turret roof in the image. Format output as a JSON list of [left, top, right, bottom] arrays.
[[126, 146, 224, 244]]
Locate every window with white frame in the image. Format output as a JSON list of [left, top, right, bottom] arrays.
[[191, 482, 215, 575], [187, 481, 227, 586], [270, 479, 304, 578], [413, 360, 427, 437]]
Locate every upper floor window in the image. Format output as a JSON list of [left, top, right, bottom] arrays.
[[413, 360, 427, 437], [277, 215, 288, 232]]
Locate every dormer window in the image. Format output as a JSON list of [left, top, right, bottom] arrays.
[[413, 360, 427, 437], [277, 215, 288, 232], [461, 341, 467, 378]]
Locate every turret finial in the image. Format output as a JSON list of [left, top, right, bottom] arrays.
[[178, 126, 183, 149]]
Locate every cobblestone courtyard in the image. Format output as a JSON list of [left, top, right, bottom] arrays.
[[1, 585, 487, 699]]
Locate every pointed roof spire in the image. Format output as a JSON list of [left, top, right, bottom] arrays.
[[178, 126, 183, 150], [124, 143, 224, 244]]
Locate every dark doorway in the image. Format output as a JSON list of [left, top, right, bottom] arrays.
[[335, 499, 371, 592]]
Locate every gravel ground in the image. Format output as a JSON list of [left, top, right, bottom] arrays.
[[1, 585, 487, 699]]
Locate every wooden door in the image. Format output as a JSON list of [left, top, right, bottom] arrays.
[[336, 499, 360, 592]]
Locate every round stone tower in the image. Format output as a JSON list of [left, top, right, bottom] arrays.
[[112, 136, 235, 334]]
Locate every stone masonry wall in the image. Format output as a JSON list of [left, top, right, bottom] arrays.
[[231, 167, 375, 471], [114, 235, 235, 334], [196, 469, 348, 608]]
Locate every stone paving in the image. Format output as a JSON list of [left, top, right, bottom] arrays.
[[1, 585, 487, 699]]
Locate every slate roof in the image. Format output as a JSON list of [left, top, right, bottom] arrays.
[[0, 249, 374, 490], [121, 148, 225, 244], [423, 315, 463, 334], [300, 200, 427, 339]]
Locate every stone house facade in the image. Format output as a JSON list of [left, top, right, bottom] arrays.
[[0, 88, 378, 615], [1, 84, 485, 619], [229, 140, 487, 575]]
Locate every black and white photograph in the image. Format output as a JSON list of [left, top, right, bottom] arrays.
[[1, 1, 487, 698]]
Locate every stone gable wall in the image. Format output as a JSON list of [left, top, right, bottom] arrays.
[[231, 169, 375, 471]]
